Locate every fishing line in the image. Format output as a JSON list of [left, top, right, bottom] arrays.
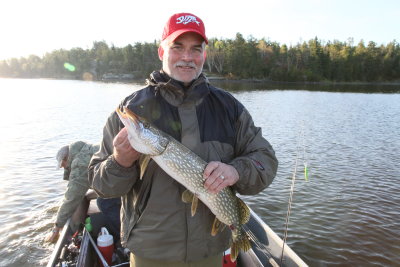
[[302, 122, 309, 182]]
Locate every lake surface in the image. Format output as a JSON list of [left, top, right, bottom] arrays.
[[0, 78, 399, 266]]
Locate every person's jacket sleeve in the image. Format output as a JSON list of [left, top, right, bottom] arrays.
[[55, 158, 90, 227], [88, 111, 140, 198], [229, 108, 278, 195]]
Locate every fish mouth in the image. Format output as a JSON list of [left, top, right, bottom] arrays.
[[116, 106, 140, 126]]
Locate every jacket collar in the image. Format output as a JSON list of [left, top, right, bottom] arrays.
[[146, 70, 210, 107]]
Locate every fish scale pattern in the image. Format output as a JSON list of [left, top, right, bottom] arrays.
[[154, 139, 241, 228]]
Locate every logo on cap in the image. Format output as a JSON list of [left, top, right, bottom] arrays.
[[176, 15, 200, 26], [162, 12, 208, 44]]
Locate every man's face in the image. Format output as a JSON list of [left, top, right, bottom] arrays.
[[161, 32, 205, 85], [61, 159, 67, 169]]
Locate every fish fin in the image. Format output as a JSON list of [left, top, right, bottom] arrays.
[[230, 230, 251, 262], [191, 195, 199, 217], [237, 198, 251, 225], [181, 190, 198, 216], [139, 155, 151, 180], [211, 217, 225, 236], [181, 190, 194, 203]]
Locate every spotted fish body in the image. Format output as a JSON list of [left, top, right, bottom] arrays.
[[154, 135, 241, 226], [117, 107, 251, 261]]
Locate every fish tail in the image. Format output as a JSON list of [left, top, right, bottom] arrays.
[[230, 230, 251, 262]]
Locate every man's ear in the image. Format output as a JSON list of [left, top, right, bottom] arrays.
[[203, 50, 207, 60], [158, 46, 164, 60]]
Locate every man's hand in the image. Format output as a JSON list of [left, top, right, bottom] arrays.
[[113, 127, 140, 168], [203, 161, 239, 194], [44, 226, 61, 243]]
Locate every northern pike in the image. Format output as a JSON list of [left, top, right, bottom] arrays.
[[116, 106, 251, 261]]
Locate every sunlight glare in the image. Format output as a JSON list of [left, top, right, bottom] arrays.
[[63, 63, 76, 72]]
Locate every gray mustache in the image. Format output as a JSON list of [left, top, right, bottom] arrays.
[[175, 62, 196, 68]]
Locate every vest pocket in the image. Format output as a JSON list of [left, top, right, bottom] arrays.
[[203, 141, 234, 163]]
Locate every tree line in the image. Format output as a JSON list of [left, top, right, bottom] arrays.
[[0, 33, 399, 82]]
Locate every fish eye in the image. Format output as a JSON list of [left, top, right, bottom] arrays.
[[143, 122, 150, 129]]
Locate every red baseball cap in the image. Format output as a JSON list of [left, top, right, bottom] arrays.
[[162, 13, 208, 44]]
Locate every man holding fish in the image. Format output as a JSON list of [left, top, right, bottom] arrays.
[[89, 12, 278, 267]]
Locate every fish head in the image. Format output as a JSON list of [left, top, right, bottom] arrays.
[[116, 106, 169, 156]]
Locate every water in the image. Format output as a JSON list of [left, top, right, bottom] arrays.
[[0, 78, 399, 266]]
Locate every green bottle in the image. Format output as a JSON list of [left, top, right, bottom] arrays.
[[85, 217, 93, 232]]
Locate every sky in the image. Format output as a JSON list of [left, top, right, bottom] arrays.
[[0, 0, 399, 60]]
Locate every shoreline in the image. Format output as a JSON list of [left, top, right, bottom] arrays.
[[2, 76, 400, 86], [206, 77, 400, 86]]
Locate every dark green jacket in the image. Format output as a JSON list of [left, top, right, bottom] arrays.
[[56, 141, 99, 227], [89, 71, 278, 262]]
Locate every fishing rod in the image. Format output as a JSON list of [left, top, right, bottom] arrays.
[[280, 152, 298, 264], [280, 122, 308, 265], [242, 224, 280, 267]]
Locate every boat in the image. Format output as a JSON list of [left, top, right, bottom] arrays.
[[47, 191, 307, 267]]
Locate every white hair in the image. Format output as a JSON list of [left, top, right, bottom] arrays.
[[160, 38, 206, 50], [56, 145, 69, 169]]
